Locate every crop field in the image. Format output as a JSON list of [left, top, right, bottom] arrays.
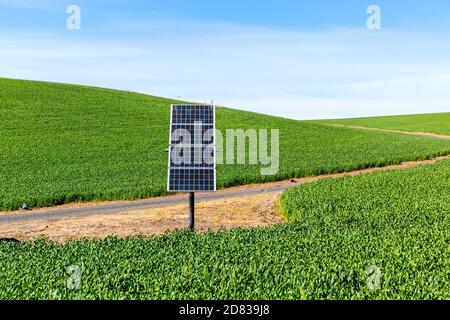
[[0, 158, 448, 299], [1, 78, 450, 211], [313, 112, 450, 136]]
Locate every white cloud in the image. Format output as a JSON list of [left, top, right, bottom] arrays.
[[0, 23, 449, 119]]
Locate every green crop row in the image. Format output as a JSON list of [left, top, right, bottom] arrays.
[[1, 78, 450, 210], [0, 158, 448, 299]]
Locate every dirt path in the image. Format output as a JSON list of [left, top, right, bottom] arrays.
[[0, 194, 283, 242], [323, 124, 450, 140], [1, 154, 449, 242]]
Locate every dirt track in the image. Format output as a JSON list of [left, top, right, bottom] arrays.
[[324, 124, 450, 140], [1, 154, 449, 242], [0, 194, 283, 242]]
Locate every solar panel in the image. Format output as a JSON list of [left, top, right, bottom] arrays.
[[167, 104, 216, 192]]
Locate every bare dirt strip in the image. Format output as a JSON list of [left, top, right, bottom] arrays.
[[323, 124, 450, 140], [1, 154, 449, 242]]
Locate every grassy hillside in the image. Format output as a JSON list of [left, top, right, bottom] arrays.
[[312, 113, 450, 136], [0, 158, 448, 299], [1, 78, 450, 210]]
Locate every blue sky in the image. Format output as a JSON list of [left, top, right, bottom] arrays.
[[1, 0, 450, 119]]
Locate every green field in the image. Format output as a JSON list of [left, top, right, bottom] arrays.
[[1, 78, 450, 211], [0, 158, 448, 299], [313, 113, 450, 136]]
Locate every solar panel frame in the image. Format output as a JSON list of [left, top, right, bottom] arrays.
[[167, 104, 216, 192]]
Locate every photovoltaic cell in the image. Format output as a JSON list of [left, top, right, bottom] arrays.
[[171, 105, 214, 124], [167, 105, 216, 192], [168, 168, 215, 191]]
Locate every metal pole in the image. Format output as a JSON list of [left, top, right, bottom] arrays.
[[188, 192, 195, 231]]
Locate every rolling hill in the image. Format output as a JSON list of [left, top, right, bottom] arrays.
[[1, 78, 450, 210], [1, 78, 449, 300]]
